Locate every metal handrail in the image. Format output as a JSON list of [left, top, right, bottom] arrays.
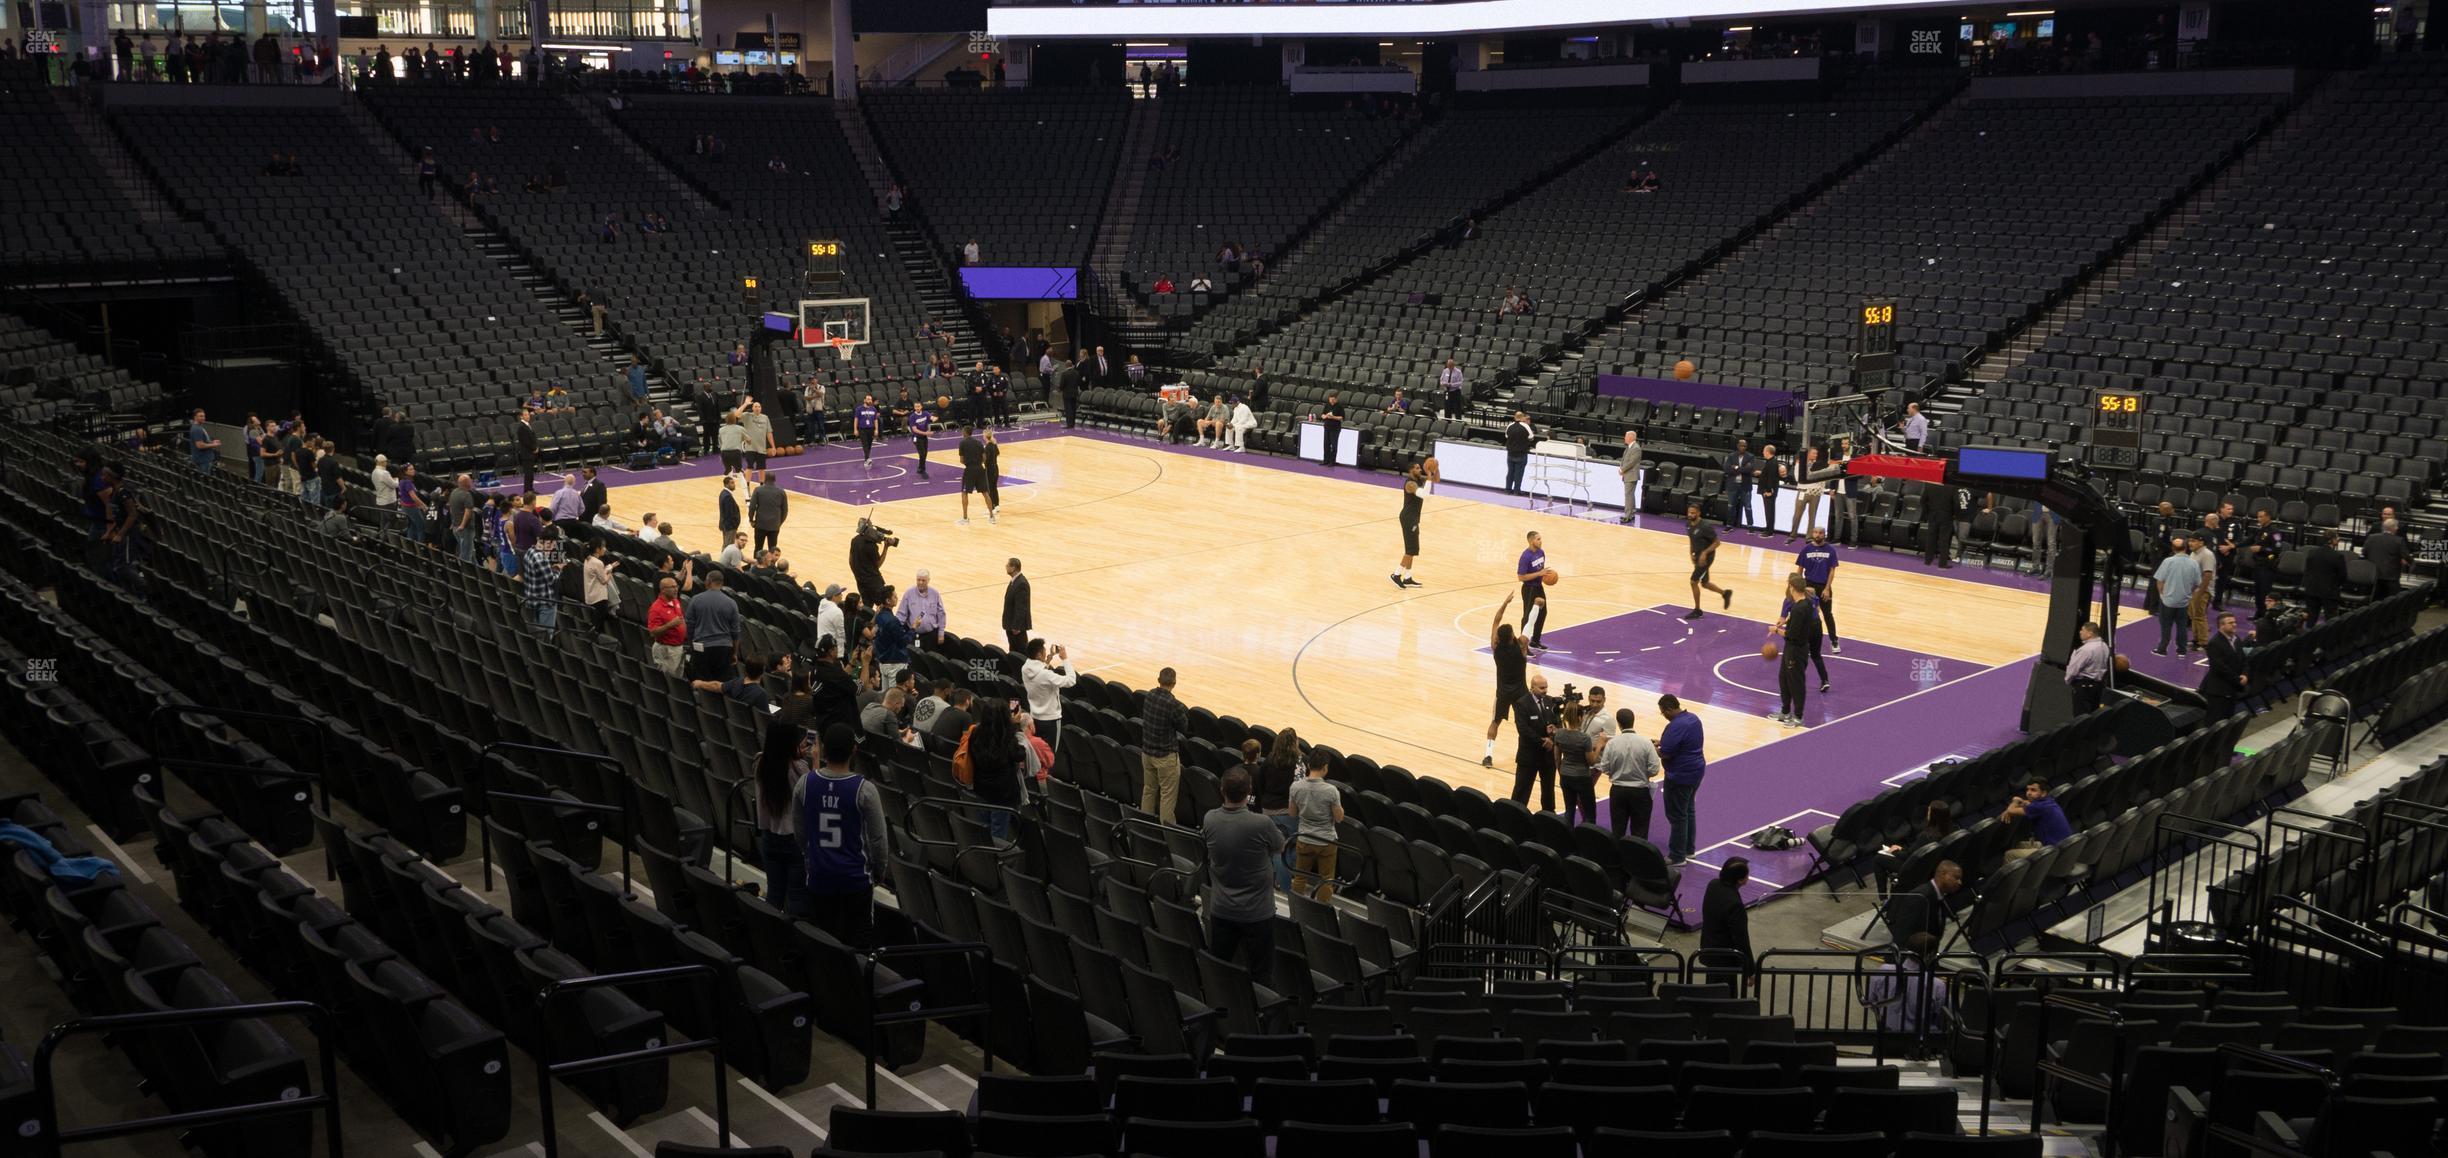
[[474, 741, 633, 897], [861, 941, 991, 1108], [2033, 991, 2126, 1148], [33, 999, 344, 1156], [533, 964, 723, 1158]]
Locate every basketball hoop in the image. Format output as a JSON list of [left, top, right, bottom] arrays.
[[824, 336, 855, 361]]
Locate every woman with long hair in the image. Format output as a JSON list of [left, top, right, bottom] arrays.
[[1255, 733, 1300, 888], [757, 685, 815, 917], [1485, 594, 1528, 766], [965, 696, 1025, 842]]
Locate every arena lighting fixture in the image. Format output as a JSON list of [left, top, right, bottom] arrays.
[[2004, 9, 2054, 15], [541, 43, 630, 52]]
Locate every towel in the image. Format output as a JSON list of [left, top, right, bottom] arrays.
[[0, 820, 120, 883]]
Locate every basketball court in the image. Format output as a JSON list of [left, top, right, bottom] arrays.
[[588, 424, 2082, 904]]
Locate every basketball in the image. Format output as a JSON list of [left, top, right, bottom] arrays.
[[1674, 359, 1697, 381], [2113, 653, 2132, 673], [1423, 456, 1441, 483], [1762, 640, 1781, 661], [1541, 569, 1559, 586]]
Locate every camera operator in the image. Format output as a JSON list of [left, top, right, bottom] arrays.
[[849, 517, 896, 604]]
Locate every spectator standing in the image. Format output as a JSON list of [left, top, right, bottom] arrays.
[[2367, 518, 2409, 597], [185, 408, 220, 470], [1616, 431, 1642, 524], [1657, 694, 1705, 863], [1597, 708, 1660, 842], [626, 356, 649, 404], [1250, 736, 1297, 889], [870, 586, 913, 686], [448, 474, 479, 562], [1288, 749, 1345, 900], [2302, 531, 2348, 626], [2151, 543, 2201, 656], [1502, 411, 1535, 495], [580, 540, 614, 632], [522, 526, 564, 633], [646, 573, 689, 677], [370, 455, 396, 508], [514, 408, 539, 494], [2064, 621, 2110, 714], [1510, 674, 1556, 812], [1553, 702, 1598, 826], [794, 723, 889, 948], [964, 697, 1026, 842], [1001, 558, 1031, 655], [756, 712, 812, 917], [901, 569, 946, 648], [683, 570, 741, 680], [1439, 359, 1466, 419], [1139, 667, 1188, 822], [717, 474, 743, 546], [1201, 769, 1285, 973], [749, 470, 789, 555], [1021, 639, 1075, 755]]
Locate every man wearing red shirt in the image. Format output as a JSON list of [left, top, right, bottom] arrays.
[[647, 573, 690, 677]]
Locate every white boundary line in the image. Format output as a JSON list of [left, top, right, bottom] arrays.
[[86, 824, 152, 885], [876, 1065, 951, 1111], [738, 1077, 830, 1141], [586, 1111, 654, 1158], [412, 1142, 446, 1158], [933, 1063, 980, 1091], [825, 1082, 867, 1109], [682, 1106, 750, 1148]]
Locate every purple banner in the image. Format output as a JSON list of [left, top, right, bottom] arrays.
[[1596, 373, 1799, 417]]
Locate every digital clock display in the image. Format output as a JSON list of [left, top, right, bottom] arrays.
[[1861, 303, 1895, 327], [2093, 390, 2144, 431]]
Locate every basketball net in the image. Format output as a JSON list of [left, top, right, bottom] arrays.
[[825, 337, 854, 362]]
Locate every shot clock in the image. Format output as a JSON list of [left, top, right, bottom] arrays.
[[1852, 298, 1898, 390], [805, 238, 843, 292], [2087, 388, 2144, 471]]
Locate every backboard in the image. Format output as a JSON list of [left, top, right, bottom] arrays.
[[798, 297, 871, 360]]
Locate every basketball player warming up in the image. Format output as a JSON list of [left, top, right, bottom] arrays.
[[1517, 531, 1550, 653], [1685, 503, 1733, 620], [1392, 463, 1426, 589], [1485, 593, 1528, 767]]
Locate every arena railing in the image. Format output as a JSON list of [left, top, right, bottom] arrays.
[[2382, 900, 2448, 1025], [2144, 813, 2265, 943], [1962, 950, 2123, 1133], [2258, 901, 2387, 1010], [533, 965, 724, 1158], [2031, 990, 2128, 1147], [31, 1000, 345, 1158], [473, 740, 634, 899]]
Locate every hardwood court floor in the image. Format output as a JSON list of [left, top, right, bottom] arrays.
[[608, 432, 2056, 799]]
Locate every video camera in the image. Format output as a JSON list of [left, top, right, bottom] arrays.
[[1543, 683, 1584, 713], [856, 516, 899, 549]]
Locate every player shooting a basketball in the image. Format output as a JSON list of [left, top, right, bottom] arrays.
[[1392, 463, 1427, 589], [1517, 530, 1553, 653], [1686, 503, 1733, 621]]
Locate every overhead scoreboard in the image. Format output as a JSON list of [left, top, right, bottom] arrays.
[[1852, 298, 1897, 391], [2087, 387, 2144, 472]]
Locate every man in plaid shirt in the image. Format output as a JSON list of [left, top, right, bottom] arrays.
[[1139, 667, 1188, 822], [523, 525, 564, 634]]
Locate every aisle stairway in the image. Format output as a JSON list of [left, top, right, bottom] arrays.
[[465, 225, 682, 416], [50, 89, 182, 225], [1946, 73, 2349, 414], [566, 92, 717, 214], [1086, 98, 1168, 345]]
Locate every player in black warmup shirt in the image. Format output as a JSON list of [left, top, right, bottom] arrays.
[[1686, 503, 1733, 620], [1392, 463, 1426, 588], [1484, 594, 1528, 767]]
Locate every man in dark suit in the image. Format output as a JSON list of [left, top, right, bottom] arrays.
[[578, 465, 606, 523], [1058, 357, 1083, 429], [1002, 557, 1031, 656], [1510, 673, 1556, 811], [1247, 364, 1269, 411], [2239, 508, 2284, 615], [1503, 411, 1535, 495], [2201, 612, 2249, 720], [1885, 859, 1962, 949], [693, 381, 722, 456], [1919, 484, 1960, 569], [2303, 530, 2349, 626], [1699, 858, 1754, 983], [1090, 345, 1114, 386], [513, 408, 539, 494], [2366, 518, 2409, 597], [1723, 440, 1755, 529], [369, 408, 394, 461]]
